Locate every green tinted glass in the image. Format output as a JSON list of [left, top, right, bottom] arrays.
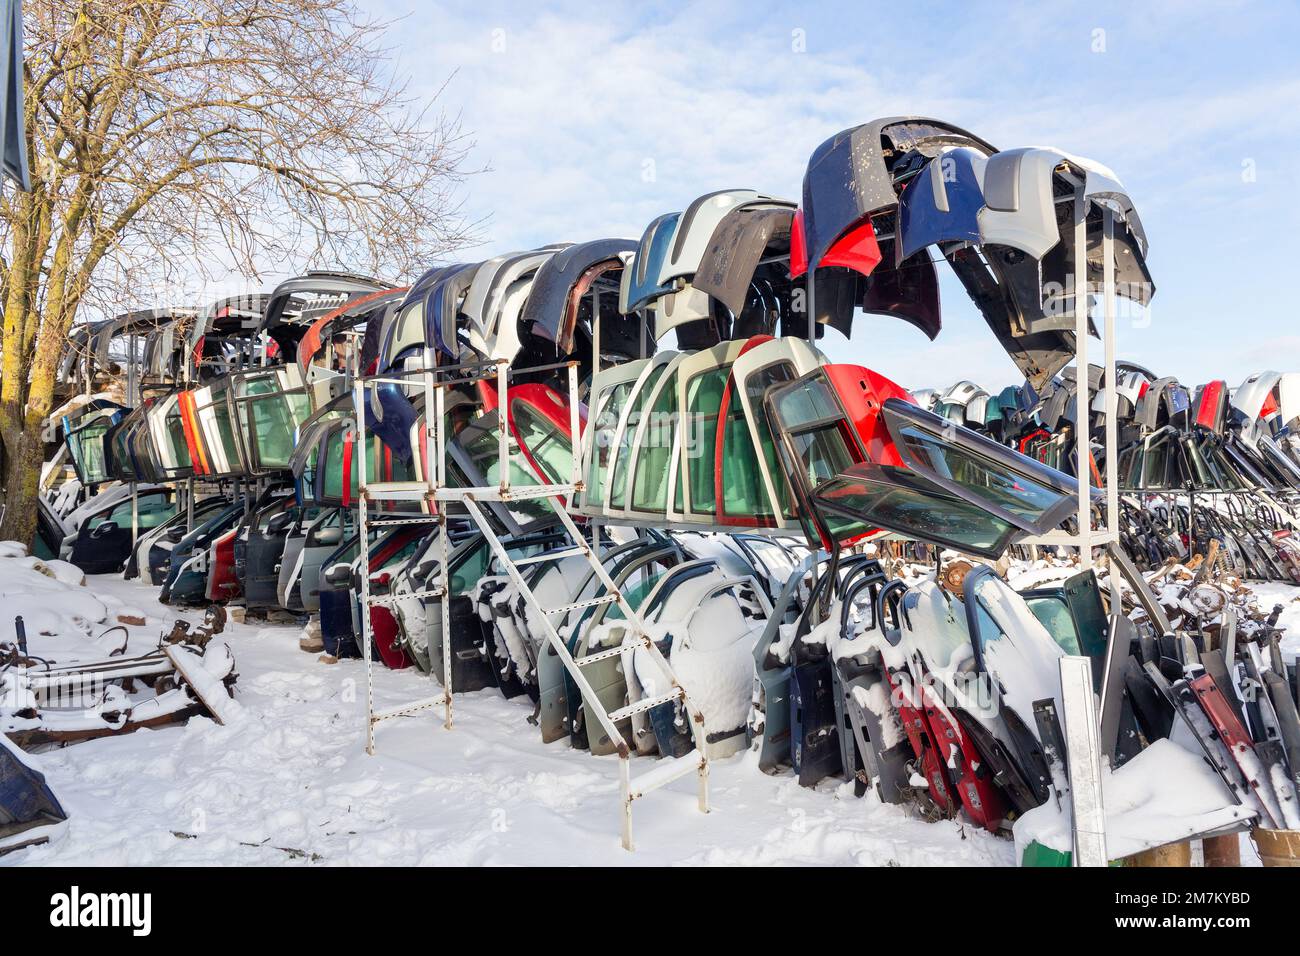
[[322, 432, 346, 500], [212, 399, 240, 470], [76, 419, 113, 483], [720, 379, 770, 519], [452, 540, 490, 594], [631, 372, 678, 513], [587, 381, 633, 506], [164, 407, 192, 472], [896, 423, 1069, 525], [818, 467, 1014, 554], [457, 418, 550, 524], [610, 366, 666, 509], [772, 373, 838, 428], [604, 566, 665, 623], [743, 362, 796, 517], [684, 366, 729, 515], [512, 401, 572, 484], [1025, 595, 1082, 655]]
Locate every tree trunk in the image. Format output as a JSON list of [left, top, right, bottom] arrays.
[[0, 415, 45, 548], [0, 307, 67, 550]]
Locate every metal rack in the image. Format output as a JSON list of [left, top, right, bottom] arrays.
[[349, 350, 711, 850], [1017, 193, 1125, 567]]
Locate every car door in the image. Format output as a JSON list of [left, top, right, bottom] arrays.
[[69, 488, 176, 574], [573, 358, 652, 517], [242, 497, 296, 608], [275, 511, 314, 610], [318, 534, 363, 657], [619, 352, 690, 523], [162, 501, 245, 606], [716, 337, 822, 530], [288, 507, 351, 612], [674, 339, 752, 526], [770, 370, 1079, 557]]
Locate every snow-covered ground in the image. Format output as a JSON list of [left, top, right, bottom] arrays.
[[4, 570, 1015, 867]]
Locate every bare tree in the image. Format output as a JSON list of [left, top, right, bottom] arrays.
[[0, 0, 473, 545]]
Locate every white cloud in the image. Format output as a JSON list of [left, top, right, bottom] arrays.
[[361, 0, 1300, 388]]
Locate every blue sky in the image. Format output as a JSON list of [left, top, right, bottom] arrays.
[[366, 0, 1300, 391]]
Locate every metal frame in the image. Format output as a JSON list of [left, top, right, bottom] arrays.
[[1019, 196, 1123, 566], [349, 350, 711, 849]]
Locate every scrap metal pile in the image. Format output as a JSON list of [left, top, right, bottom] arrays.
[[0, 561, 238, 856], [27, 116, 1300, 861], [1, 604, 236, 750]]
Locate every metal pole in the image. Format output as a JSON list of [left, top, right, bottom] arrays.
[[353, 374, 376, 755], [1072, 187, 1091, 567], [568, 361, 580, 507], [439, 514, 453, 729], [422, 345, 436, 493], [127, 331, 141, 548], [128, 332, 138, 406], [1102, 207, 1119, 545], [496, 359, 509, 493], [433, 387, 445, 489]]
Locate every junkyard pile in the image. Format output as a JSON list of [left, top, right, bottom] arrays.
[[9, 116, 1300, 865]]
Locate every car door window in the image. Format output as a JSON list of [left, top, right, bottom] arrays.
[[719, 375, 770, 520], [609, 366, 667, 509], [683, 364, 730, 516], [512, 400, 572, 484], [630, 369, 680, 514], [742, 361, 797, 518], [1024, 595, 1082, 655]]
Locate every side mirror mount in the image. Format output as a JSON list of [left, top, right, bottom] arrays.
[[324, 563, 353, 588], [267, 512, 295, 536], [314, 526, 343, 547], [91, 520, 120, 538]]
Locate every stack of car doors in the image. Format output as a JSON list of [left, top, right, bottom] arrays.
[[465, 528, 788, 759], [62, 400, 128, 490], [56, 312, 204, 572], [919, 361, 1300, 579], [754, 552, 1261, 859], [1110, 372, 1300, 579]]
